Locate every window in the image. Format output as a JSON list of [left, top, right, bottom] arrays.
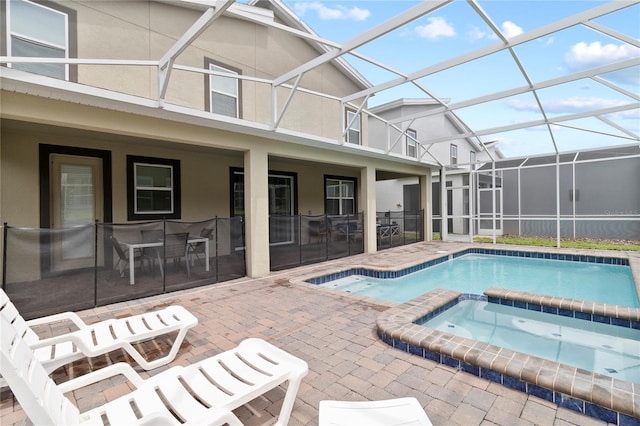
[[127, 156, 181, 220], [205, 58, 241, 118], [406, 128, 417, 157], [450, 144, 458, 165], [325, 176, 356, 215], [5, 0, 76, 80], [345, 109, 361, 145]]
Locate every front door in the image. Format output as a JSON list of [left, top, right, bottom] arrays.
[[50, 154, 103, 271]]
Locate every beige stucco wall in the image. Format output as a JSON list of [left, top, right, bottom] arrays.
[[60, 0, 363, 141], [0, 0, 430, 280], [0, 91, 430, 228]]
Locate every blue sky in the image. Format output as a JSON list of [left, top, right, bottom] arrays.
[[281, 0, 640, 158]]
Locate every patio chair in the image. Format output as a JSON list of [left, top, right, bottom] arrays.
[[188, 227, 213, 267], [0, 288, 198, 378], [155, 232, 190, 278], [111, 235, 141, 278], [1, 311, 309, 426], [141, 228, 164, 272], [319, 398, 432, 426]]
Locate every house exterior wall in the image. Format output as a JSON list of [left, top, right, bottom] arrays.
[[35, 0, 366, 141], [0, 0, 434, 281], [368, 102, 475, 162]]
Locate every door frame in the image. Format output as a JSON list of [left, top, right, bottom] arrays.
[[39, 144, 112, 275]]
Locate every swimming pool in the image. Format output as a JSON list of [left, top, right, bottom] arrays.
[[318, 252, 639, 307], [418, 299, 640, 384]]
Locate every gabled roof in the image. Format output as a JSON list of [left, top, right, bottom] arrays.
[[248, 0, 371, 90]]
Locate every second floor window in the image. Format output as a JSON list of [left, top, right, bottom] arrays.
[[6, 0, 71, 80], [207, 60, 240, 118], [345, 110, 361, 145], [451, 144, 458, 165], [406, 128, 417, 157]]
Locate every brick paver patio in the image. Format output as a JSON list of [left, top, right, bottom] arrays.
[[2, 241, 631, 425]]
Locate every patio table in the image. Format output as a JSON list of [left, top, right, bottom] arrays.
[[121, 236, 209, 284]]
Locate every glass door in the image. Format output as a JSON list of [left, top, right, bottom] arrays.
[[268, 174, 295, 245], [50, 154, 103, 270]]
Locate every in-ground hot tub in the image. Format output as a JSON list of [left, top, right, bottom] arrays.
[[376, 288, 640, 425]]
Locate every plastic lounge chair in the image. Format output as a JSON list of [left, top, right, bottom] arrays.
[[1, 310, 308, 426], [0, 289, 198, 375], [319, 398, 433, 426]]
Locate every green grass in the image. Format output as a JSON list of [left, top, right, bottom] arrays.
[[473, 235, 640, 251]]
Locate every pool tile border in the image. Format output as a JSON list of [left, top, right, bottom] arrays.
[[306, 248, 631, 285], [376, 288, 640, 425], [305, 248, 640, 321]]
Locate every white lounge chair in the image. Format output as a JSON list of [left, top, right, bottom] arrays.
[[1, 311, 308, 425], [319, 398, 433, 426], [0, 289, 198, 375]]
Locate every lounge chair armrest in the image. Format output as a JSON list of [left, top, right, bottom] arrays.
[[57, 362, 145, 394], [29, 332, 83, 350], [26, 311, 87, 329]]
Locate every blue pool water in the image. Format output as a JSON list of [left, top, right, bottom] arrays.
[[321, 254, 639, 307], [418, 299, 640, 384]]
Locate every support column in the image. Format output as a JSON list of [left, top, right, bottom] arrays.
[[419, 172, 432, 241], [440, 167, 448, 241], [244, 147, 270, 277], [361, 166, 377, 253]]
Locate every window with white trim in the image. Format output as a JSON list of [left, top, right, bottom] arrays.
[[6, 0, 70, 79], [325, 176, 356, 215], [127, 156, 181, 220], [345, 110, 361, 145], [450, 144, 458, 165], [207, 60, 240, 118], [406, 128, 417, 157]]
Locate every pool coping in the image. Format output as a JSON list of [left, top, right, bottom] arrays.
[[375, 288, 640, 424]]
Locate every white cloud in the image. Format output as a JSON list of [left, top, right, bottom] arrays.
[[467, 21, 522, 41], [565, 41, 639, 68], [467, 26, 487, 41], [501, 21, 523, 38], [415, 17, 456, 40], [293, 2, 370, 21], [564, 41, 640, 86]]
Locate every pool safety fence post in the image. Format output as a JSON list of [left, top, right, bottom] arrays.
[[2, 223, 7, 290], [94, 220, 98, 307], [215, 216, 219, 283], [324, 214, 329, 261], [298, 214, 302, 267], [402, 210, 406, 245], [162, 218, 167, 293]]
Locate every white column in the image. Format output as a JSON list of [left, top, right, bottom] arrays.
[[361, 165, 377, 253], [440, 167, 448, 241], [419, 172, 432, 241], [244, 147, 270, 277]]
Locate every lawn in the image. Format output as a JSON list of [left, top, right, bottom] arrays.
[[473, 235, 640, 251]]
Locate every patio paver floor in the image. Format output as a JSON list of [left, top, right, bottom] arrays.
[[2, 241, 633, 425]]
